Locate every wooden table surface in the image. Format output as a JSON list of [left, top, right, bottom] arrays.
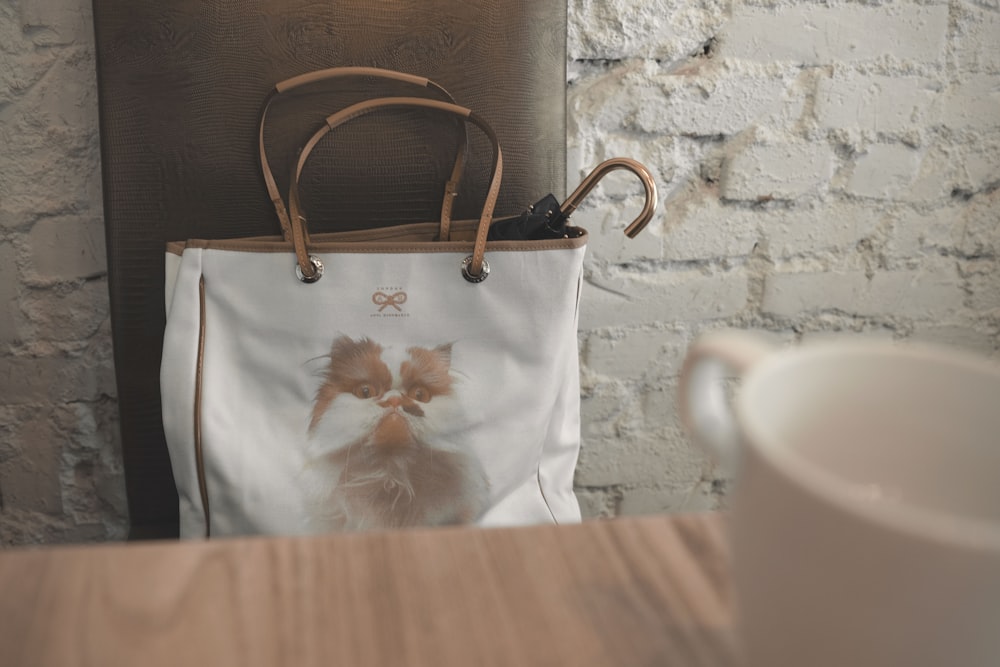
[[0, 513, 739, 667]]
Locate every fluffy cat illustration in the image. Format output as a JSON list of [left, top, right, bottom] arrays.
[[303, 336, 489, 531]]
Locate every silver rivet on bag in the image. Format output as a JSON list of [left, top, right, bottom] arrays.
[[295, 256, 324, 283], [461, 256, 489, 283]]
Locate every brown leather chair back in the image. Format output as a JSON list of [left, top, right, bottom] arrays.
[[92, 0, 567, 538]]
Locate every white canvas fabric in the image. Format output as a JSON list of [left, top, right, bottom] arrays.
[[161, 228, 587, 538], [161, 91, 588, 538], [160, 94, 655, 538]]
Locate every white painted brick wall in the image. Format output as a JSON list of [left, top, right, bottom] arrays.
[[718, 4, 950, 65], [580, 266, 750, 328], [815, 73, 941, 136], [569, 0, 999, 521], [941, 76, 1000, 131], [843, 144, 924, 199], [2, 0, 999, 543], [762, 261, 967, 319], [954, 5, 1000, 72], [721, 140, 836, 200]]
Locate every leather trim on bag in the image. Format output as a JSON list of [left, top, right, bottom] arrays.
[[166, 241, 186, 256], [168, 228, 588, 254], [195, 275, 211, 538], [174, 238, 589, 254]]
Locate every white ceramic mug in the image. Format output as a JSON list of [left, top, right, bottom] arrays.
[[678, 330, 1000, 667]]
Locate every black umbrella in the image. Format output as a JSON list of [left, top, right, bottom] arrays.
[[488, 158, 658, 241]]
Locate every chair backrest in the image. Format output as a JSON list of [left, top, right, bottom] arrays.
[[92, 0, 567, 539]]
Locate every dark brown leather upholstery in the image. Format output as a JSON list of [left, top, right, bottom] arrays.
[[92, 0, 567, 539]]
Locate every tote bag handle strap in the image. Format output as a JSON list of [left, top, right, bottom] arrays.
[[259, 67, 469, 241], [288, 96, 502, 284]]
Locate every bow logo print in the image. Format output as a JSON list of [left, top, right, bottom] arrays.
[[372, 291, 407, 312]]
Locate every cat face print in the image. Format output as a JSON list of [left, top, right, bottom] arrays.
[[303, 336, 489, 531], [307, 336, 460, 457]]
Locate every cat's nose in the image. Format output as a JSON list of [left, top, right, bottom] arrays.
[[378, 395, 403, 409]]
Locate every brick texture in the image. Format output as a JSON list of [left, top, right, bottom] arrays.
[[816, 74, 941, 135], [0, 242, 19, 345], [721, 141, 835, 200], [844, 144, 923, 199], [28, 216, 107, 281], [0, 0, 124, 546], [718, 4, 949, 65]]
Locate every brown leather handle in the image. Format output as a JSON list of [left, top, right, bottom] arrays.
[[258, 67, 469, 242], [275, 67, 431, 94], [287, 96, 503, 282]]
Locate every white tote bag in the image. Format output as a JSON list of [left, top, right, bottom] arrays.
[[161, 96, 655, 538]]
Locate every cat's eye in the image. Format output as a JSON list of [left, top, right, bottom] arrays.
[[409, 386, 430, 402], [354, 385, 373, 399]]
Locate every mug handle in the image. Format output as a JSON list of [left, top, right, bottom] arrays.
[[678, 330, 775, 467]]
